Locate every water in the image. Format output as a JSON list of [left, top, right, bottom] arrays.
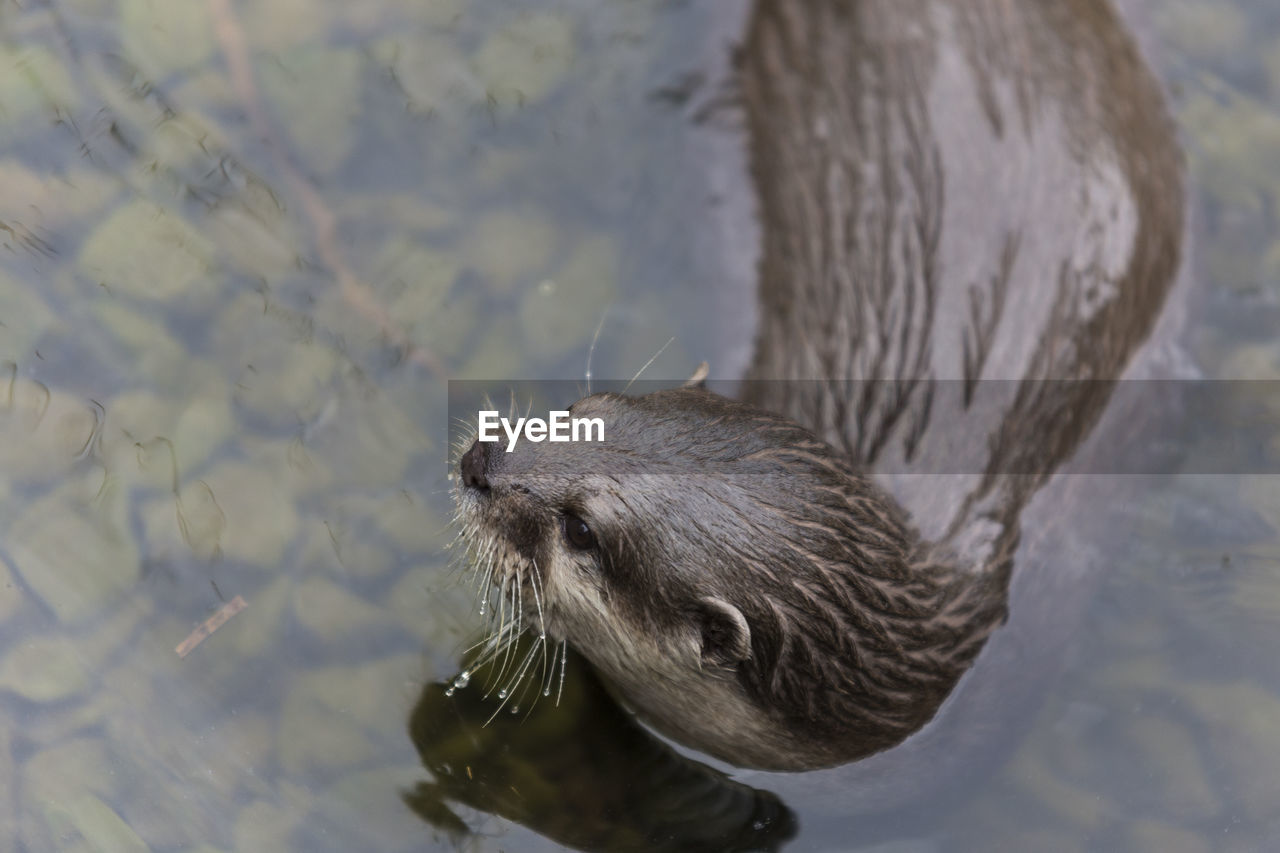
[[0, 0, 1276, 850]]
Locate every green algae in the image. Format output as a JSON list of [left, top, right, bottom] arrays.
[[0, 45, 80, 129], [227, 576, 293, 658], [120, 0, 215, 78], [93, 304, 195, 391], [42, 795, 150, 853], [376, 242, 458, 314], [259, 47, 363, 176], [141, 488, 227, 564], [80, 200, 217, 302], [472, 13, 575, 107], [519, 234, 618, 359], [385, 567, 462, 647], [197, 460, 299, 566], [232, 786, 309, 853], [0, 267, 54, 363], [204, 202, 301, 281], [277, 655, 421, 777], [296, 519, 394, 581], [1121, 716, 1222, 821], [292, 576, 389, 642], [7, 480, 140, 625], [323, 765, 427, 842], [372, 34, 478, 119], [211, 293, 343, 429], [457, 313, 524, 379], [0, 636, 89, 703], [292, 388, 428, 489], [338, 193, 456, 236], [1180, 681, 1280, 822], [241, 0, 328, 53], [1005, 742, 1107, 831], [100, 386, 236, 492], [1157, 2, 1248, 61], [463, 208, 559, 296], [336, 234, 476, 360], [369, 488, 447, 554], [173, 480, 228, 560], [0, 561, 21, 626]]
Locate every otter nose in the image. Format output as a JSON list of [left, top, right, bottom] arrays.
[[460, 439, 491, 490]]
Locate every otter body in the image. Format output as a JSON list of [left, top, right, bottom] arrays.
[[456, 0, 1184, 776]]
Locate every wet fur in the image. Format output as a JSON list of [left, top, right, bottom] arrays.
[[456, 389, 1013, 769]]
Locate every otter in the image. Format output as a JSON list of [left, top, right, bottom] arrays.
[[454, 0, 1184, 775]]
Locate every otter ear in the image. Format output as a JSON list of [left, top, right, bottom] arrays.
[[683, 362, 709, 389], [697, 596, 751, 667]]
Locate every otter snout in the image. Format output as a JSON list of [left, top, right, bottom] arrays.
[[460, 439, 491, 491]]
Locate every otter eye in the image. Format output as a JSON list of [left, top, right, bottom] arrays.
[[562, 514, 596, 551]]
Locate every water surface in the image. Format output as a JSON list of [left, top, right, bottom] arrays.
[[0, 0, 1278, 850]]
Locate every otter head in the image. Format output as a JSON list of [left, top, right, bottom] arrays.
[[454, 386, 1004, 771]]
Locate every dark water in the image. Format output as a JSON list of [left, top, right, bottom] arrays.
[[0, 0, 1277, 851]]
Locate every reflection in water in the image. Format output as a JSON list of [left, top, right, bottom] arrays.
[[406, 637, 795, 852]]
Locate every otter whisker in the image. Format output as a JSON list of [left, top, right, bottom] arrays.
[[540, 637, 558, 699], [515, 564, 524, 639], [469, 563, 490, 614], [495, 634, 536, 693], [470, 534, 504, 604], [528, 558, 548, 638], [451, 414, 480, 438], [484, 635, 544, 725], [460, 629, 498, 659], [462, 635, 502, 670], [584, 308, 609, 395], [479, 538, 501, 586], [449, 415, 479, 454], [485, 574, 516, 696], [468, 537, 498, 602], [512, 634, 543, 691], [622, 335, 675, 393], [465, 627, 524, 695], [461, 610, 519, 660], [539, 633, 564, 701], [452, 531, 479, 586], [512, 563, 528, 643], [516, 636, 547, 720], [445, 516, 472, 555], [489, 570, 522, 691], [490, 570, 527, 693], [555, 638, 568, 706], [526, 560, 552, 706], [473, 578, 494, 617]]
